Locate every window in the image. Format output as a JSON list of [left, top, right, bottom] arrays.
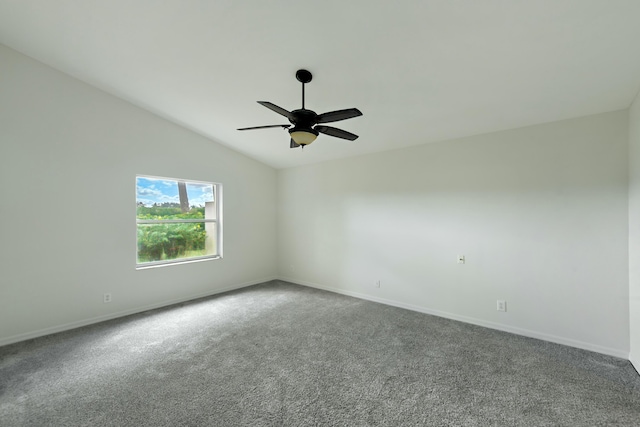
[[136, 175, 222, 268]]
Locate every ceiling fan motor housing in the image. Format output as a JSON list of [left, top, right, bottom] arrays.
[[290, 109, 317, 129], [288, 109, 319, 145]]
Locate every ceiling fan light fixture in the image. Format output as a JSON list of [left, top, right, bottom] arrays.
[[289, 128, 318, 145]]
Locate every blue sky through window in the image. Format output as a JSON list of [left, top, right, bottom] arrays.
[[136, 177, 214, 207]]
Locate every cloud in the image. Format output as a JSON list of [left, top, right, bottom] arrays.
[[186, 183, 214, 206], [137, 187, 163, 197]]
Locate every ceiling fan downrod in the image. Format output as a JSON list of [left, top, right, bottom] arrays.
[[296, 69, 312, 110]]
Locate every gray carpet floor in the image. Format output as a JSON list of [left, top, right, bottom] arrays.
[[1, 280, 639, 426]]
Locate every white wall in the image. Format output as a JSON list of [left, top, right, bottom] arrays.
[[629, 93, 640, 372], [0, 45, 277, 345], [278, 111, 629, 357]]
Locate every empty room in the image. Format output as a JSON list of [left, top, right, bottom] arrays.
[[1, 1, 640, 425]]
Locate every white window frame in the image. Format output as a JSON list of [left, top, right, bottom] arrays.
[[135, 175, 223, 269]]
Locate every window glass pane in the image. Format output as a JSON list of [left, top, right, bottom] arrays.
[[137, 223, 217, 264], [136, 177, 214, 219], [186, 182, 214, 207]]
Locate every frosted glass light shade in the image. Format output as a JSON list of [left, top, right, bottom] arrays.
[[290, 130, 318, 145]]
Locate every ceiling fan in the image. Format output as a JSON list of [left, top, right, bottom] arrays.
[[238, 69, 362, 148]]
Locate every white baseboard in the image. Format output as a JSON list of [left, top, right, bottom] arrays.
[[279, 276, 630, 360], [0, 276, 276, 347]]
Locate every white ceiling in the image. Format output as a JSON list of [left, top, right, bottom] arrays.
[[1, 1, 639, 169]]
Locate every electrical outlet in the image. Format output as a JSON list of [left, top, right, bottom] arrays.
[[457, 255, 465, 264], [496, 300, 506, 312], [103, 293, 112, 303]]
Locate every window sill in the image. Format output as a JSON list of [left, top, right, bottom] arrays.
[[136, 255, 222, 270]]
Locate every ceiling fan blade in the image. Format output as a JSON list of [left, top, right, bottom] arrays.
[[290, 139, 301, 148], [237, 124, 290, 131], [316, 108, 362, 124], [315, 125, 359, 141], [257, 101, 294, 121]]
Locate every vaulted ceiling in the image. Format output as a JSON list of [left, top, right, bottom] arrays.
[[1, 1, 639, 169]]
